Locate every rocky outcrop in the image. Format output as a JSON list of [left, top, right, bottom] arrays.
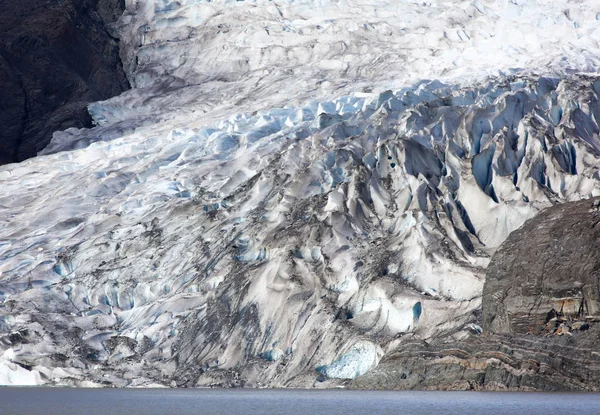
[[483, 197, 600, 336], [353, 197, 600, 391], [351, 332, 600, 391], [0, 0, 129, 165]]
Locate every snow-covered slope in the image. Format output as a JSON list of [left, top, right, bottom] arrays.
[[1, 0, 600, 386], [42, 0, 600, 154]]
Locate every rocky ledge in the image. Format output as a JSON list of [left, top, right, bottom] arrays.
[[353, 197, 600, 391], [0, 0, 129, 164]]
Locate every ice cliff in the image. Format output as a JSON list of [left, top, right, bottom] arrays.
[[1, 0, 600, 387]]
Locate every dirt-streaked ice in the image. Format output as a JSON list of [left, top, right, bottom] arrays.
[[1, 0, 600, 386]]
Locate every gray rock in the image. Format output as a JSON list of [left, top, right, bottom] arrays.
[[483, 197, 600, 336], [0, 0, 129, 164]]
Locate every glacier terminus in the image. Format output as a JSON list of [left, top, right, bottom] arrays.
[[1, 0, 600, 389]]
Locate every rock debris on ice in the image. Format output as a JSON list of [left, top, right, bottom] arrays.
[[1, 0, 600, 386]]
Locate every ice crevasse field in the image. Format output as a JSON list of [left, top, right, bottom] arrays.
[[1, 0, 600, 387]]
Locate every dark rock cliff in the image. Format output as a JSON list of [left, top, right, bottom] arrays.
[[0, 0, 129, 165], [352, 197, 600, 391]]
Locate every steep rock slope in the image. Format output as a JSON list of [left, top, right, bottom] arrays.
[[0, 0, 129, 164], [351, 332, 600, 391], [484, 197, 600, 335]]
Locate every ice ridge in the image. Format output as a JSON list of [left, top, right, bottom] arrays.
[[2, 73, 600, 386]]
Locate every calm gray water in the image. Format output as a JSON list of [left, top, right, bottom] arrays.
[[1, 388, 599, 415]]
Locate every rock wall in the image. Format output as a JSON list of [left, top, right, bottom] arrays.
[[0, 0, 129, 164], [484, 197, 600, 335]]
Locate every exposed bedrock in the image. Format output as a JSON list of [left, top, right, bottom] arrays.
[[0, 0, 129, 165], [484, 197, 600, 335], [350, 332, 600, 391]]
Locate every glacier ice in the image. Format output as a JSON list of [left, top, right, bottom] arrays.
[[316, 341, 383, 380], [1, 0, 600, 387]]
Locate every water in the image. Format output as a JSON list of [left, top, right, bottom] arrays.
[[1, 388, 599, 415]]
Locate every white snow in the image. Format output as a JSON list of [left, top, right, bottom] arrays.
[[0, 350, 43, 386]]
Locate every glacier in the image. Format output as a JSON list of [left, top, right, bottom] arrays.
[[1, 0, 600, 387]]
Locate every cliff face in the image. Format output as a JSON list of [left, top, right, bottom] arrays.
[[353, 198, 600, 391], [483, 197, 600, 336], [0, 0, 129, 165]]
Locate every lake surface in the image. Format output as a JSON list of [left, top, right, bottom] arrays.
[[1, 388, 599, 415]]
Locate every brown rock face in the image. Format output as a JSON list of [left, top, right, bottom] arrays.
[[0, 0, 129, 165], [483, 197, 600, 335]]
